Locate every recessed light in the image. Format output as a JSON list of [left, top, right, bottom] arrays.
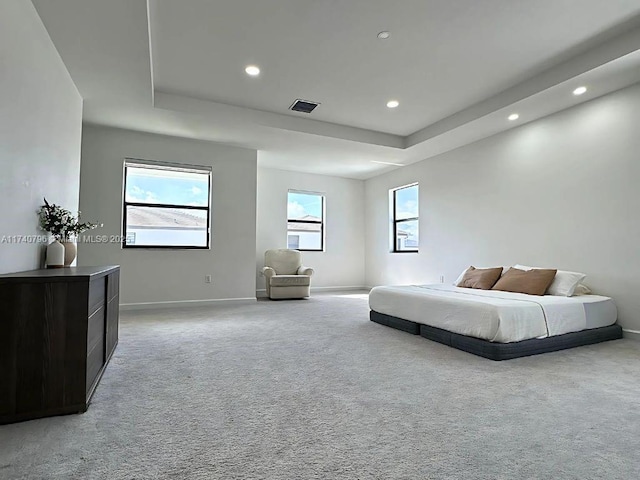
[[386, 100, 399, 108], [245, 65, 260, 76], [377, 31, 390, 39], [508, 113, 519, 121], [371, 160, 404, 166], [573, 86, 587, 96]]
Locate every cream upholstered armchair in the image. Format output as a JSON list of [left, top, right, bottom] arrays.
[[262, 249, 314, 299]]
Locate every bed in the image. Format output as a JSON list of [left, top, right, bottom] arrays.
[[369, 284, 622, 360]]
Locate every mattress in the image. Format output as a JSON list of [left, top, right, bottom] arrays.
[[368, 284, 617, 343]]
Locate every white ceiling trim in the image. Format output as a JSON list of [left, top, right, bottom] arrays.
[[145, 0, 155, 106], [153, 92, 405, 149], [406, 24, 640, 148]]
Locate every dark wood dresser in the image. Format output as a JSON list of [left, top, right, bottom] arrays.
[[0, 266, 120, 424]]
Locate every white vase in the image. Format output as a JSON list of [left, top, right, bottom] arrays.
[[46, 240, 65, 268], [62, 240, 77, 266]]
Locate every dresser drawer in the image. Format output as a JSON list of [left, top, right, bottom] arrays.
[[87, 306, 105, 354], [88, 277, 106, 316], [106, 296, 119, 359], [107, 271, 120, 302], [86, 338, 105, 392]]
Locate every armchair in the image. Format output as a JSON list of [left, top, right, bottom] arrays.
[[262, 249, 314, 299]]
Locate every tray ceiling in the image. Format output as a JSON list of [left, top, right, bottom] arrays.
[[33, 0, 640, 179]]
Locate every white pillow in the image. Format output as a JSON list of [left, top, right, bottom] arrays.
[[454, 268, 469, 286], [513, 264, 586, 297], [573, 284, 592, 295], [454, 266, 505, 286]]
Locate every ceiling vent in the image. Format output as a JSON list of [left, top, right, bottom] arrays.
[[290, 99, 320, 113]]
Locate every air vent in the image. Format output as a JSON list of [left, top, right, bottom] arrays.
[[290, 99, 320, 113]]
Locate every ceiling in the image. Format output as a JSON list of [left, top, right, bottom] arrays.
[[32, 0, 640, 179]]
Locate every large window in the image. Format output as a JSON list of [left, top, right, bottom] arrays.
[[122, 159, 211, 248], [392, 183, 419, 252], [287, 191, 324, 251]]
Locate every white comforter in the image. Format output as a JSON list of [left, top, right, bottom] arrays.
[[369, 284, 594, 343]]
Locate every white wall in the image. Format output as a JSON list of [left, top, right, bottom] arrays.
[[79, 126, 257, 305], [0, 0, 82, 273], [365, 83, 640, 333], [257, 167, 365, 294]]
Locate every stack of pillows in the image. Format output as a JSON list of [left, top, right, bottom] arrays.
[[455, 265, 591, 297]]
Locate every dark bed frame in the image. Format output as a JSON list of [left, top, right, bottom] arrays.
[[370, 310, 623, 361]]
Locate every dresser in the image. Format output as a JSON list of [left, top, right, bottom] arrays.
[[0, 266, 120, 424]]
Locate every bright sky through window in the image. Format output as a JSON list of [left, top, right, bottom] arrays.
[[395, 186, 418, 220], [287, 192, 323, 219], [125, 167, 209, 207]]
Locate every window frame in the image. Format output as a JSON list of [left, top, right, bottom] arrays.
[[287, 190, 325, 252], [122, 158, 212, 250], [392, 183, 419, 253]]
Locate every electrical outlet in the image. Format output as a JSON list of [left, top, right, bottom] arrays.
[[439, 275, 445, 284], [205, 275, 212, 284]]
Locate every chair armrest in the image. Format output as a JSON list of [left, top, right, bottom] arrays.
[[297, 266, 314, 276], [262, 266, 276, 278]]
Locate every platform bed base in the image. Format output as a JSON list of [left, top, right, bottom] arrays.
[[370, 310, 623, 361]]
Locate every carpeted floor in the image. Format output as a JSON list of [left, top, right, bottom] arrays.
[[1, 291, 640, 479]]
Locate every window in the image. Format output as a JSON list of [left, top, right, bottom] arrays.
[[287, 191, 324, 251], [392, 183, 419, 252], [287, 235, 300, 250], [122, 159, 211, 248]]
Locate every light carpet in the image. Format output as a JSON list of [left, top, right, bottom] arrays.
[[1, 292, 639, 479]]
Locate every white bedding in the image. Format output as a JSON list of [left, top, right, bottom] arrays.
[[368, 284, 617, 343]]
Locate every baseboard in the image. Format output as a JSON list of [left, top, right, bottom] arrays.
[[623, 329, 640, 341], [256, 286, 369, 298], [312, 286, 370, 292], [120, 297, 257, 311]]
